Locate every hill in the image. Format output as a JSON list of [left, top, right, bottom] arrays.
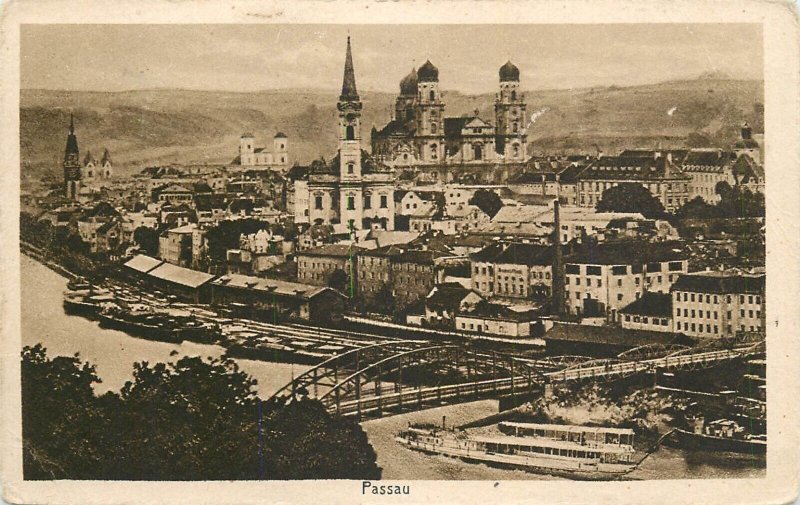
[[20, 78, 763, 180]]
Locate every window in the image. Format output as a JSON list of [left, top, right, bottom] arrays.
[[691, 294, 695, 302], [643, 317, 649, 324], [430, 143, 438, 158], [691, 323, 696, 332], [565, 277, 570, 285], [677, 322, 682, 330], [346, 125, 355, 141], [586, 266, 602, 276], [647, 263, 662, 272], [576, 292, 581, 299], [512, 122, 518, 133], [429, 90, 435, 101], [748, 295, 754, 304], [511, 90, 517, 101], [625, 315, 631, 322], [668, 261, 683, 271], [756, 296, 761, 304], [617, 293, 623, 301], [315, 196, 323, 209], [347, 196, 355, 210], [683, 293, 688, 302], [380, 195, 388, 208], [617, 279, 622, 287], [635, 278, 640, 286], [364, 195, 372, 209], [576, 278, 581, 286], [740, 309, 745, 317], [586, 278, 591, 287], [597, 279, 602, 287], [566, 264, 580, 275]]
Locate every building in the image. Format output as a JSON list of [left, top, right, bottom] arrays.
[[543, 322, 692, 358], [63, 115, 82, 200], [295, 243, 361, 289], [732, 122, 763, 165], [122, 255, 215, 303], [81, 148, 114, 183], [619, 292, 673, 332], [236, 132, 289, 169], [356, 244, 404, 307], [563, 240, 688, 320], [680, 149, 737, 203], [210, 274, 346, 322], [395, 189, 444, 216], [391, 249, 447, 309], [577, 153, 691, 212], [455, 303, 535, 338], [152, 184, 194, 205], [471, 242, 554, 302], [371, 61, 528, 167], [306, 38, 397, 232], [158, 224, 196, 267], [671, 271, 765, 339], [422, 282, 484, 327]]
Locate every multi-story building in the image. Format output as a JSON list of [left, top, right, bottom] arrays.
[[618, 292, 673, 332], [158, 224, 196, 267], [478, 242, 554, 302], [395, 189, 443, 216], [371, 61, 528, 167], [671, 271, 765, 339], [295, 243, 361, 289], [562, 240, 688, 320], [391, 249, 447, 309], [306, 37, 396, 232], [355, 244, 403, 306], [577, 153, 691, 212], [235, 132, 289, 170], [680, 149, 737, 203]]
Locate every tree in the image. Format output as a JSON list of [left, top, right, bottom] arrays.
[[674, 196, 721, 220], [205, 218, 271, 263], [21, 346, 381, 480], [468, 188, 503, 218], [596, 183, 666, 219], [133, 226, 160, 256], [327, 268, 349, 294]]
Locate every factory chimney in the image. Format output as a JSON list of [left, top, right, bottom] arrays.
[[551, 199, 565, 317]]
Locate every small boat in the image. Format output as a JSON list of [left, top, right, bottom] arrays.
[[396, 422, 637, 480], [669, 417, 766, 455]]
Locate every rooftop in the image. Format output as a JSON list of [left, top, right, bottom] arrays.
[[619, 292, 672, 317], [123, 254, 164, 274], [211, 274, 331, 300], [545, 322, 691, 348], [296, 243, 363, 258], [671, 272, 765, 295], [147, 262, 216, 288], [565, 239, 686, 265], [493, 242, 553, 266]]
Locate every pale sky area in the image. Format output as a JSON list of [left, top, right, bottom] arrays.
[[21, 24, 763, 94]]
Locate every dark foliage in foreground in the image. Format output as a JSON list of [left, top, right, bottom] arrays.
[[22, 345, 381, 480]]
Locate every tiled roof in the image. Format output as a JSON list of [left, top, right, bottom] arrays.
[[426, 282, 476, 309], [469, 243, 506, 262], [619, 292, 672, 317], [296, 243, 363, 258], [493, 242, 553, 266], [148, 263, 216, 288], [545, 322, 690, 347], [670, 272, 765, 295], [211, 273, 330, 300], [579, 156, 689, 181], [123, 254, 163, 274], [565, 239, 687, 265]]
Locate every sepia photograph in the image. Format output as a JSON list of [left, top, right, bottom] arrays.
[[2, 1, 799, 504]]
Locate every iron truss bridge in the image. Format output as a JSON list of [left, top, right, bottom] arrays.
[[268, 335, 765, 420]]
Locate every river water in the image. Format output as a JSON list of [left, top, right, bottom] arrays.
[[21, 255, 765, 481]]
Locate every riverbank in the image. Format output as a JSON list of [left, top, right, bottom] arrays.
[[21, 254, 309, 396]]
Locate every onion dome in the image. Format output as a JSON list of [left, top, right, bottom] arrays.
[[417, 60, 439, 83], [399, 68, 418, 96], [499, 60, 520, 82]]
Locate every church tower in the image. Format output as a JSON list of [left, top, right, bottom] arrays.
[[494, 61, 528, 162], [415, 60, 446, 163], [63, 114, 82, 200], [337, 36, 365, 231]]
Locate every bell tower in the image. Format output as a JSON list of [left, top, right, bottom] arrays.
[[63, 114, 82, 200], [495, 61, 528, 161], [414, 60, 445, 163], [337, 36, 365, 231]]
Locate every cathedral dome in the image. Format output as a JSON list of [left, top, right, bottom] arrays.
[[417, 60, 439, 83], [499, 60, 520, 82], [399, 68, 418, 96]]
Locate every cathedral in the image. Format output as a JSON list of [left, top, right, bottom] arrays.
[[63, 115, 114, 200], [371, 60, 529, 167], [306, 37, 396, 232]]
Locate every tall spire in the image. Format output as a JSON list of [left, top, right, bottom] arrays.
[[340, 36, 359, 101], [65, 114, 79, 159], [69, 113, 74, 135]]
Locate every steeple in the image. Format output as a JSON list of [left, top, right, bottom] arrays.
[[64, 114, 79, 161], [340, 36, 359, 102]]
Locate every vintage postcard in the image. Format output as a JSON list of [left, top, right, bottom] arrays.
[[1, 0, 799, 504]]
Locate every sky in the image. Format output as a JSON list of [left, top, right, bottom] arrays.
[[21, 24, 763, 94]]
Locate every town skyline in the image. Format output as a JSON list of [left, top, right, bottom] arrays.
[[22, 24, 763, 95]]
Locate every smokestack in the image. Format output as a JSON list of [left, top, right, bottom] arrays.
[[551, 199, 565, 317]]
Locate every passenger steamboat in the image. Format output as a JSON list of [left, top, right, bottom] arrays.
[[396, 421, 637, 480]]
